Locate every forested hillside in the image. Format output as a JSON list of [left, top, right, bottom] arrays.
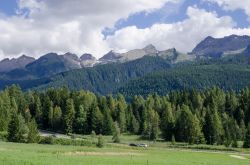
[[35, 56, 172, 94], [36, 55, 250, 97], [0, 85, 249, 147], [118, 64, 250, 98]]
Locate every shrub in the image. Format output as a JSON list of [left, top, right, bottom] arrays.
[[96, 135, 104, 148], [0, 132, 7, 141], [39, 136, 54, 144]]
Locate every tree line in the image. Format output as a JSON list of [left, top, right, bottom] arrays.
[[0, 85, 249, 148]]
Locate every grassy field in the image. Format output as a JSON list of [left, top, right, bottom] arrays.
[[0, 140, 250, 165]]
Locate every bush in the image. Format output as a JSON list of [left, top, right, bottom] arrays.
[[39, 136, 54, 144], [96, 135, 104, 148], [0, 132, 7, 141], [39, 136, 93, 146]]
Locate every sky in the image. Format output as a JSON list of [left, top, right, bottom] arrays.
[[0, 0, 250, 59]]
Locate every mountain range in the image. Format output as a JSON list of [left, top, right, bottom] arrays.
[[1, 34, 250, 96]]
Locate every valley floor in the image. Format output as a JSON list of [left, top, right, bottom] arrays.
[[0, 141, 250, 165]]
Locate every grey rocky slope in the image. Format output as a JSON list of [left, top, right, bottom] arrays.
[[0, 55, 35, 72], [191, 35, 250, 58]]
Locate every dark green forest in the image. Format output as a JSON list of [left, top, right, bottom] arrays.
[[0, 85, 250, 148]]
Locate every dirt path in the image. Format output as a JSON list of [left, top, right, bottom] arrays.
[[229, 155, 247, 160], [64, 151, 144, 156]]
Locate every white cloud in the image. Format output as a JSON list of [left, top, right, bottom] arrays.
[[106, 6, 250, 53], [205, 0, 250, 21], [0, 0, 174, 59], [1, 0, 250, 60]]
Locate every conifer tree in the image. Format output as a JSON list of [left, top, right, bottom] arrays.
[[53, 106, 62, 131], [7, 113, 28, 143], [27, 118, 39, 143], [112, 122, 121, 143], [91, 106, 103, 134], [161, 102, 175, 141], [243, 124, 250, 148], [64, 99, 75, 134]]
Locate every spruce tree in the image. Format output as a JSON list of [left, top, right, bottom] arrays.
[[112, 122, 121, 143], [7, 113, 28, 143], [53, 106, 62, 131], [243, 124, 250, 148], [161, 102, 175, 141], [74, 105, 87, 134], [102, 107, 114, 135], [27, 119, 39, 143], [64, 99, 75, 134], [91, 106, 103, 134]]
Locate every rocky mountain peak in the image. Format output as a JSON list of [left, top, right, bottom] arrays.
[[80, 53, 96, 61], [143, 44, 158, 54]]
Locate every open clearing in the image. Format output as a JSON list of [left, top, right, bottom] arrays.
[[0, 142, 250, 165]]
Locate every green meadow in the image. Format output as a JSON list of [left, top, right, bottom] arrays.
[[0, 140, 250, 165]]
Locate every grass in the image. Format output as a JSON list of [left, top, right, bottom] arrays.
[[0, 135, 250, 165]]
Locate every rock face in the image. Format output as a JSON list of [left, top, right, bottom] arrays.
[[97, 44, 187, 64], [0, 55, 35, 72], [118, 44, 158, 62], [25, 53, 67, 77], [191, 35, 250, 58], [243, 44, 250, 55], [80, 54, 97, 67], [62, 52, 82, 69], [99, 51, 121, 64]]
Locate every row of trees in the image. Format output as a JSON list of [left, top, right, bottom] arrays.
[[0, 85, 249, 147]]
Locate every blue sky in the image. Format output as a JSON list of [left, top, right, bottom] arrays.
[[103, 0, 249, 36], [0, 0, 250, 59]]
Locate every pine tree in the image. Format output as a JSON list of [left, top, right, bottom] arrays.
[[0, 92, 11, 131], [34, 96, 42, 126], [27, 119, 39, 143], [112, 122, 121, 143], [161, 102, 175, 141], [48, 106, 54, 129], [144, 107, 159, 140], [131, 115, 139, 134], [7, 113, 28, 143], [190, 115, 205, 144], [91, 130, 96, 144], [204, 106, 224, 145], [176, 105, 204, 144], [243, 124, 250, 148], [102, 107, 114, 135], [42, 96, 53, 129], [116, 94, 127, 132], [53, 106, 62, 131], [64, 99, 75, 134], [91, 106, 103, 134], [74, 105, 87, 134]]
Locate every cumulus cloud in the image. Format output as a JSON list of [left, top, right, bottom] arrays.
[[107, 6, 250, 53], [205, 0, 250, 21], [0, 0, 174, 59], [1, 0, 250, 60]]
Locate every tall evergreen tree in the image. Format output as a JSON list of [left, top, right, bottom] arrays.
[[7, 113, 28, 143], [203, 106, 224, 145], [74, 105, 87, 134], [53, 106, 62, 131], [91, 106, 103, 134], [64, 99, 75, 134], [243, 124, 250, 148], [27, 118, 39, 143], [161, 102, 175, 141], [112, 122, 121, 143]]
